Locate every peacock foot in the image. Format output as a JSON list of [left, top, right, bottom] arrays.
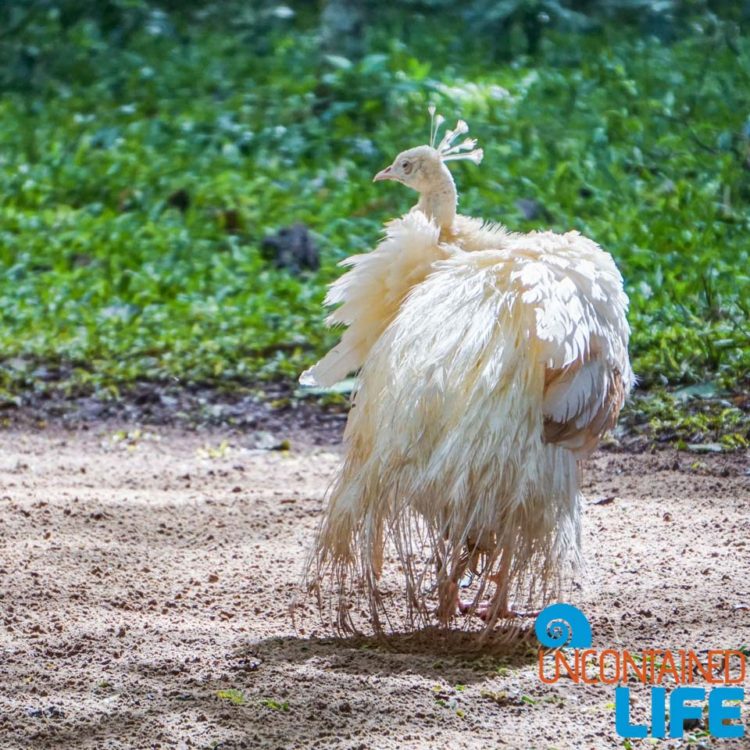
[[473, 602, 540, 621], [436, 580, 463, 625], [436, 587, 480, 621], [453, 597, 538, 620]]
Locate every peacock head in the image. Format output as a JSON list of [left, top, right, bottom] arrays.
[[373, 109, 484, 195], [373, 145, 441, 191]]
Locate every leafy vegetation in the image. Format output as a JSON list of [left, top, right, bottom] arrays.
[[260, 698, 290, 711], [216, 688, 246, 706], [0, 3, 748, 441]]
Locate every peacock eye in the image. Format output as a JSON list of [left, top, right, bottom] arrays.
[[401, 160, 413, 175]]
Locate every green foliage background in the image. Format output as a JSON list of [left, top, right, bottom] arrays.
[[0, 1, 748, 443]]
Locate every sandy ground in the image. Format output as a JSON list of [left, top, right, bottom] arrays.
[[0, 421, 748, 750]]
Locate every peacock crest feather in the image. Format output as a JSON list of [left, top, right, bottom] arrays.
[[429, 106, 484, 164]]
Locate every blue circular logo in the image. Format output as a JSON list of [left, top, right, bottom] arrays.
[[535, 603, 593, 649]]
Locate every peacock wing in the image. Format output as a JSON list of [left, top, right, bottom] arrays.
[[510, 231, 633, 457], [300, 211, 447, 387]]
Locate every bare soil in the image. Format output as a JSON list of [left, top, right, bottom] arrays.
[[0, 419, 748, 750]]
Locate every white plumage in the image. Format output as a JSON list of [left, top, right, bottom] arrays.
[[302, 118, 633, 634]]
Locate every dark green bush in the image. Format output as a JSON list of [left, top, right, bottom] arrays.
[[0, 3, 747, 408]]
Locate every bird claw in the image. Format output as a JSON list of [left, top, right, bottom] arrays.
[[458, 600, 540, 621], [475, 604, 540, 621]]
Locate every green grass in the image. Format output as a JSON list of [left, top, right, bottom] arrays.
[[0, 10, 748, 440], [216, 688, 245, 706]]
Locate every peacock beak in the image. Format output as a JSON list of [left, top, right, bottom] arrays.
[[373, 165, 396, 182]]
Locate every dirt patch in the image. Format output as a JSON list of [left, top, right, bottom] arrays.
[[0, 420, 748, 749], [0, 381, 348, 446]]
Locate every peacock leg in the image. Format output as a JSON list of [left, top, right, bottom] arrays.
[[474, 549, 540, 624], [435, 550, 472, 625]]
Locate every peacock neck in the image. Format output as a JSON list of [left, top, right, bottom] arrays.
[[416, 162, 457, 232]]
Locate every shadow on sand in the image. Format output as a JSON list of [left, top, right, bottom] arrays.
[[240, 625, 540, 686]]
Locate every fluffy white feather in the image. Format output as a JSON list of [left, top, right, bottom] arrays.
[[300, 211, 446, 388]]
